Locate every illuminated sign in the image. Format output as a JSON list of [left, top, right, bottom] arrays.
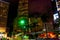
[[53, 13, 59, 23], [53, 13, 59, 20]]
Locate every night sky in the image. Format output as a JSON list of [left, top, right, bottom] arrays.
[[28, 0, 53, 22], [29, 0, 52, 14]]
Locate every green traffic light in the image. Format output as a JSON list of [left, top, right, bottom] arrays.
[[19, 20, 25, 25], [18, 19, 26, 26], [20, 20, 25, 23], [17, 17, 28, 27]]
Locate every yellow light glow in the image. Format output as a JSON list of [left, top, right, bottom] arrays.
[[0, 33, 7, 38], [7, 37, 11, 39], [4, 33, 7, 38], [0, 27, 6, 32], [58, 34, 60, 37]]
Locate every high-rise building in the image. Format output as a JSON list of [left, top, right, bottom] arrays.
[[13, 0, 28, 34], [0, 1, 9, 32], [56, 0, 60, 17], [18, 0, 28, 16]]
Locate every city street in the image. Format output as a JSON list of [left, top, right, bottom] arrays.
[[0, 0, 60, 40]]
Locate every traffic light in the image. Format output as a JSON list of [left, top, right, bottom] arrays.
[[18, 18, 26, 26], [17, 17, 28, 29]]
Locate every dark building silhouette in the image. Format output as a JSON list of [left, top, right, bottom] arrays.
[[7, 0, 19, 37]]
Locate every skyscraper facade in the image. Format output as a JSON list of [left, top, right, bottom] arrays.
[[18, 0, 28, 16], [13, 0, 28, 34], [0, 0, 9, 32]]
